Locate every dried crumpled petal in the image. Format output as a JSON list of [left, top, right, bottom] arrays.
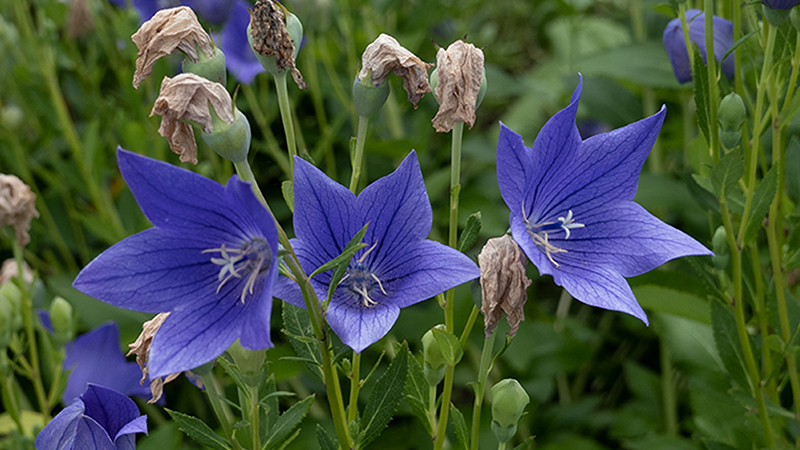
[[132, 6, 215, 89], [0, 174, 39, 247], [432, 40, 484, 132], [0, 259, 33, 288], [358, 34, 433, 108], [249, 0, 306, 88], [479, 235, 531, 337], [127, 312, 181, 404], [150, 73, 234, 164], [67, 0, 94, 39]]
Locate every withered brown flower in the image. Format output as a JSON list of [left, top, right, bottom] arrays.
[[432, 40, 484, 132], [479, 235, 531, 337], [249, 0, 306, 88], [0, 174, 39, 247], [358, 34, 433, 108], [127, 313, 180, 404]]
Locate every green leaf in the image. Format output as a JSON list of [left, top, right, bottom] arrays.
[[402, 346, 433, 435], [450, 403, 469, 450], [510, 436, 535, 450], [311, 223, 369, 278], [264, 395, 315, 450], [457, 212, 482, 253], [316, 424, 338, 450], [282, 180, 294, 213], [431, 327, 463, 366], [710, 149, 744, 198], [742, 167, 777, 245], [576, 42, 681, 89], [780, 88, 800, 128], [282, 303, 324, 380], [632, 285, 710, 324], [710, 300, 750, 390], [261, 374, 280, 432], [359, 341, 409, 448], [165, 409, 232, 450], [692, 43, 710, 145]]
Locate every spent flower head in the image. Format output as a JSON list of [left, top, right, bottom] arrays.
[[274, 153, 480, 352], [127, 312, 183, 403], [662, 9, 734, 84], [35, 384, 148, 450], [431, 40, 485, 132], [357, 34, 433, 109], [479, 235, 531, 337], [0, 174, 39, 247], [73, 149, 279, 378], [496, 76, 712, 324], [248, 0, 306, 88]]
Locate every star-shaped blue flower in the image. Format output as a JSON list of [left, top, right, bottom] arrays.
[[62, 322, 152, 404], [497, 77, 712, 324], [274, 152, 480, 352], [35, 384, 148, 450], [73, 149, 278, 379]]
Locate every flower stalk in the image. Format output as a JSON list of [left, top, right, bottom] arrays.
[[349, 115, 370, 193], [704, 0, 720, 163], [201, 371, 245, 450], [470, 329, 497, 450], [275, 72, 299, 177]]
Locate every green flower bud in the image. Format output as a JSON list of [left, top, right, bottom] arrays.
[[353, 72, 390, 117], [0, 282, 22, 333], [183, 44, 227, 86], [201, 106, 252, 163], [711, 225, 729, 270], [718, 93, 746, 131], [719, 128, 741, 150], [422, 325, 447, 386], [227, 340, 266, 386], [49, 296, 74, 344], [490, 378, 529, 443]]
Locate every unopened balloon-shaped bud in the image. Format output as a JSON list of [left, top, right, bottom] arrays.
[[490, 378, 529, 443], [227, 340, 266, 386], [353, 72, 390, 117], [0, 295, 13, 349], [711, 226, 728, 270], [792, 8, 800, 32], [201, 106, 251, 163], [183, 44, 228, 85], [422, 325, 446, 386], [49, 296, 74, 345], [719, 93, 746, 131]]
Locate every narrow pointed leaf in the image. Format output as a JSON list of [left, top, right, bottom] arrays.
[[311, 224, 369, 278], [316, 424, 338, 450], [710, 149, 744, 198], [742, 167, 777, 245], [709, 300, 750, 390], [360, 342, 409, 448], [400, 343, 432, 435], [264, 395, 315, 450], [692, 43, 710, 144], [431, 327, 463, 366], [458, 212, 482, 253], [165, 409, 231, 450], [450, 403, 469, 450], [282, 180, 294, 213], [511, 436, 535, 450], [281, 303, 324, 380]]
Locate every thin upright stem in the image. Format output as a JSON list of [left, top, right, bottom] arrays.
[[0, 353, 23, 434], [241, 84, 291, 177], [470, 330, 497, 450], [445, 122, 465, 332], [201, 372, 245, 450], [660, 341, 677, 435], [428, 385, 438, 435], [704, 0, 720, 163], [249, 384, 260, 450], [274, 72, 299, 177], [349, 115, 370, 193], [348, 351, 361, 424], [433, 365, 455, 450]]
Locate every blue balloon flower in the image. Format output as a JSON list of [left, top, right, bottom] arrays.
[[496, 76, 712, 324], [662, 9, 735, 84], [73, 149, 278, 379], [274, 153, 481, 352], [218, 1, 266, 84], [183, 0, 236, 24], [763, 0, 800, 10], [62, 322, 151, 404], [35, 384, 147, 450]]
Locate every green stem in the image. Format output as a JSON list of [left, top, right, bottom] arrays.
[[429, 385, 438, 435], [470, 330, 497, 450], [497, 441, 508, 450], [349, 116, 370, 193], [249, 384, 260, 450], [704, 0, 720, 164], [445, 122, 465, 332], [679, 4, 694, 67], [459, 305, 481, 348], [784, 32, 800, 110], [241, 84, 291, 177], [0, 353, 24, 434], [348, 350, 361, 424], [201, 372, 245, 450], [720, 199, 775, 447], [274, 72, 299, 177], [749, 242, 777, 402], [433, 364, 455, 450], [660, 341, 677, 435]]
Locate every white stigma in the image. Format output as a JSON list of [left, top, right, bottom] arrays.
[[204, 239, 271, 303], [521, 203, 585, 267]]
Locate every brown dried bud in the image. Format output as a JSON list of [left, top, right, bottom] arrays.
[[150, 73, 234, 164], [479, 235, 530, 337], [0, 259, 33, 288], [132, 6, 215, 89], [0, 175, 39, 247], [358, 34, 433, 108], [127, 312, 180, 404], [249, 0, 306, 88], [432, 40, 485, 132], [67, 0, 94, 39]]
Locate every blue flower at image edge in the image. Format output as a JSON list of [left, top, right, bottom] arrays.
[[497, 76, 712, 324], [73, 149, 278, 379], [63, 322, 151, 404], [218, 0, 266, 84], [763, 0, 800, 9], [35, 384, 147, 450], [274, 153, 481, 352], [662, 9, 734, 84]]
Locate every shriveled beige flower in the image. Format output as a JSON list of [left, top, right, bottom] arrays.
[[0, 259, 33, 288], [358, 34, 433, 108], [128, 313, 180, 404], [479, 235, 531, 337], [67, 0, 94, 39], [0, 174, 39, 247], [249, 0, 306, 88], [432, 40, 484, 132], [150, 73, 234, 164], [132, 6, 215, 89]]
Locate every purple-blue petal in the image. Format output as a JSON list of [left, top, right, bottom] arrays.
[[552, 263, 648, 324], [81, 384, 144, 442], [662, 10, 735, 84], [326, 300, 400, 353], [73, 417, 117, 450], [35, 400, 83, 450], [763, 0, 800, 9], [219, 1, 266, 84], [182, 0, 235, 24]]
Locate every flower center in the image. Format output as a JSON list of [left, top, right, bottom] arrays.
[[521, 203, 585, 268], [204, 238, 272, 303], [339, 241, 387, 308]]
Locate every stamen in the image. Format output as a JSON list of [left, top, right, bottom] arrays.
[[204, 239, 272, 303], [521, 202, 584, 267]]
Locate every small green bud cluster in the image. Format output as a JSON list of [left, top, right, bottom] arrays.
[[0, 282, 23, 350], [49, 296, 74, 346], [718, 93, 746, 150], [711, 225, 729, 270], [422, 325, 447, 386], [490, 378, 530, 443]]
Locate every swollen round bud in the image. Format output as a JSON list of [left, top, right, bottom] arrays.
[[490, 378, 529, 443], [720, 128, 741, 150], [422, 325, 446, 386], [227, 340, 266, 386], [183, 45, 228, 86], [718, 93, 746, 131], [353, 73, 390, 117], [0, 282, 22, 334], [49, 296, 74, 345], [201, 107, 252, 163], [711, 225, 729, 270]]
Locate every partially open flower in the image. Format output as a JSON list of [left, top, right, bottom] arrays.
[[132, 6, 215, 89], [357, 34, 433, 109], [150, 73, 235, 164], [431, 40, 485, 132], [479, 235, 531, 337], [248, 0, 306, 88], [127, 313, 180, 403], [0, 174, 39, 247]]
